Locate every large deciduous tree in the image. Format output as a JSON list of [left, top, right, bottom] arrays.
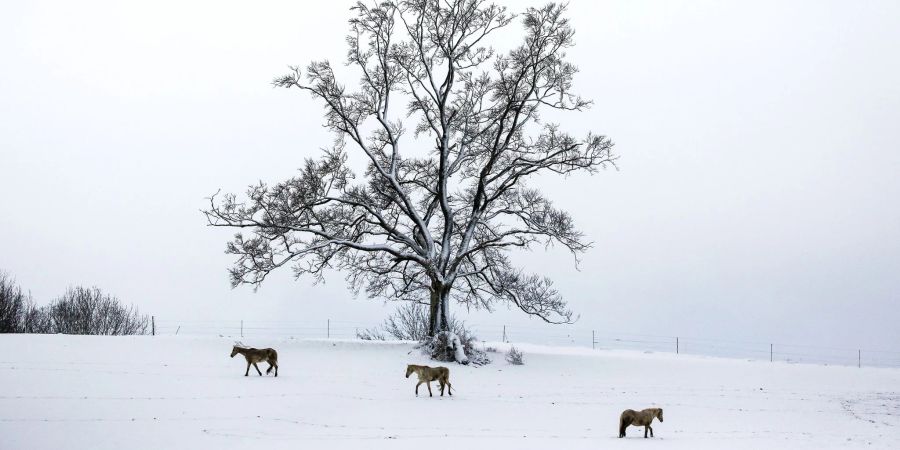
[[205, 0, 616, 340]]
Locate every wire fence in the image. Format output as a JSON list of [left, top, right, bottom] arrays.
[[150, 317, 900, 369]]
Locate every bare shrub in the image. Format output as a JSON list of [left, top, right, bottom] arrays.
[[48, 286, 149, 335], [389, 303, 442, 340], [0, 272, 32, 333], [360, 302, 490, 365], [21, 302, 52, 334], [362, 302, 461, 341], [0, 273, 148, 335], [355, 327, 387, 340], [420, 327, 491, 366], [505, 345, 525, 365]]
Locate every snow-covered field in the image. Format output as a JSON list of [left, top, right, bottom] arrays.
[[1, 335, 899, 449]]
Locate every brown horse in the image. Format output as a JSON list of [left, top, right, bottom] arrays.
[[405, 364, 452, 397], [230, 345, 278, 377], [619, 408, 663, 438]]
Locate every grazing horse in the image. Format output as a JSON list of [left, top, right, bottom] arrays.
[[405, 364, 452, 397], [619, 408, 663, 438], [230, 345, 278, 377]]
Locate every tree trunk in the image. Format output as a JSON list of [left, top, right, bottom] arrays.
[[427, 282, 450, 337]]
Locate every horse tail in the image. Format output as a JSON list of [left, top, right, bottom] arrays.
[[619, 414, 630, 437], [442, 372, 453, 394], [265, 349, 277, 375]]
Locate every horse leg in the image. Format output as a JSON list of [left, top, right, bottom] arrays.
[[274, 363, 278, 377], [439, 381, 445, 397], [245, 361, 250, 377], [649, 425, 654, 438], [415, 381, 423, 396], [427, 381, 433, 397], [253, 362, 263, 376], [644, 426, 649, 438]]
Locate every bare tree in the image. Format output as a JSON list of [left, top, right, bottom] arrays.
[[205, 1, 616, 347]]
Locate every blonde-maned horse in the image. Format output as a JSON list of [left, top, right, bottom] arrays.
[[405, 364, 452, 397], [230, 344, 278, 377]]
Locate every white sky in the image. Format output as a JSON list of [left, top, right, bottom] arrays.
[[2, 0, 898, 349]]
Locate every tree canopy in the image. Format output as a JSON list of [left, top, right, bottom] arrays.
[[205, 0, 616, 336]]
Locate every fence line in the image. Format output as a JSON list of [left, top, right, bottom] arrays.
[[150, 318, 900, 368]]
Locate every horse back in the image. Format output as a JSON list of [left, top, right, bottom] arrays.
[[622, 409, 652, 425], [416, 365, 447, 381]]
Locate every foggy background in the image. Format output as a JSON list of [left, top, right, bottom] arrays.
[[2, 0, 898, 351]]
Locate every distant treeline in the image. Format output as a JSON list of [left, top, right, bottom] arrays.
[[0, 272, 148, 335]]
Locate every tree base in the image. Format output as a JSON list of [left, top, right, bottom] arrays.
[[419, 330, 491, 366]]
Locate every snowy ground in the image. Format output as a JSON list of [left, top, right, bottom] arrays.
[[1, 335, 899, 449]]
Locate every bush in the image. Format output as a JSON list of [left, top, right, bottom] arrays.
[[355, 327, 387, 340], [0, 272, 32, 333], [505, 345, 524, 365], [0, 272, 148, 336], [359, 302, 490, 365], [21, 302, 51, 334], [420, 328, 491, 366], [358, 302, 460, 341], [48, 286, 149, 335]]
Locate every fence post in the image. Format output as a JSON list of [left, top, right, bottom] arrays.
[[502, 325, 507, 343], [240, 320, 243, 338], [592, 330, 595, 350], [858, 349, 861, 368], [327, 319, 330, 339], [770, 343, 773, 362], [151, 316, 155, 336], [676, 337, 679, 354]]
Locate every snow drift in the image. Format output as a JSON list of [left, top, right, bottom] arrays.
[[1, 334, 898, 449]]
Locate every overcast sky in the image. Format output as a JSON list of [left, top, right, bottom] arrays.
[[2, 0, 898, 351]]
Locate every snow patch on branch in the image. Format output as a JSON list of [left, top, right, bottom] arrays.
[[446, 332, 469, 364]]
